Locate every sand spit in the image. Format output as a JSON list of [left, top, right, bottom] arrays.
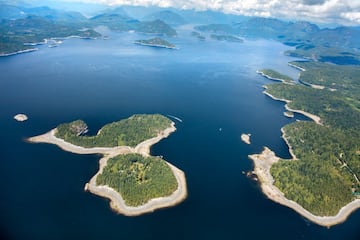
[[28, 122, 187, 216], [249, 147, 360, 227]]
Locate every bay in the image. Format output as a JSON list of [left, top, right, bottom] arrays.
[[0, 29, 359, 239]]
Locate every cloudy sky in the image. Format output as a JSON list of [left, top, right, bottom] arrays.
[[59, 0, 360, 25]]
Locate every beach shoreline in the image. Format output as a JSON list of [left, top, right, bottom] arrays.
[[263, 86, 322, 125], [249, 147, 360, 227], [28, 122, 187, 216]]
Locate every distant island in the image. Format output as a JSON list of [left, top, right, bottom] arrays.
[[28, 114, 187, 216], [253, 62, 360, 227], [210, 34, 243, 43], [134, 38, 177, 49]]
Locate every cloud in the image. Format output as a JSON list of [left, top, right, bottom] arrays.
[[61, 0, 360, 25]]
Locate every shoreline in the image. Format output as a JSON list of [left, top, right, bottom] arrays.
[[134, 41, 177, 49], [256, 70, 294, 84], [28, 122, 187, 216], [249, 147, 360, 227], [0, 48, 38, 57], [263, 86, 322, 125]]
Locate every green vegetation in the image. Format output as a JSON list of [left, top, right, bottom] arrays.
[[55, 114, 172, 148], [210, 34, 243, 43], [0, 15, 101, 55], [96, 153, 177, 206], [286, 45, 360, 65], [263, 62, 360, 216], [136, 20, 177, 37], [134, 38, 176, 49], [258, 69, 294, 83]]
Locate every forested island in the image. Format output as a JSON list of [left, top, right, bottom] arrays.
[[28, 114, 187, 215], [134, 37, 176, 49], [253, 61, 360, 226]]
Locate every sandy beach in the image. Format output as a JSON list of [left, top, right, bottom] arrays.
[[249, 147, 360, 227], [28, 122, 187, 216]]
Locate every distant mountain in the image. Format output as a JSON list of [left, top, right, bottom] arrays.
[[90, 13, 138, 31], [196, 17, 360, 64], [0, 3, 87, 22], [0, 3, 25, 19], [136, 20, 177, 37], [143, 10, 186, 26], [0, 15, 101, 55]]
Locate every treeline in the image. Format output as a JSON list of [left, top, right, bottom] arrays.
[[258, 69, 294, 83], [55, 114, 172, 148], [96, 153, 177, 206], [262, 62, 360, 215], [271, 121, 356, 215]]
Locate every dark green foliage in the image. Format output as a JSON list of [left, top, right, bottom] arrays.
[[136, 20, 177, 37], [55, 114, 172, 148], [259, 69, 294, 83], [134, 38, 176, 49], [210, 34, 243, 43], [263, 62, 360, 215], [96, 153, 177, 206], [0, 16, 101, 55]]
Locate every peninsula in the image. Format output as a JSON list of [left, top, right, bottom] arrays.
[[28, 114, 187, 216], [253, 62, 360, 227]]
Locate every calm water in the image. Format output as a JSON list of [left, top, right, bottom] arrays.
[[1, 29, 359, 240]]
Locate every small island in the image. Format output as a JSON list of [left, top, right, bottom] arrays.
[[28, 114, 187, 216], [134, 38, 177, 49], [241, 133, 251, 144], [14, 114, 28, 122], [210, 34, 243, 43], [283, 111, 294, 118]]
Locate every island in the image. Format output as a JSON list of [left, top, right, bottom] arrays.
[[14, 114, 28, 122], [28, 114, 187, 216], [283, 111, 294, 118], [253, 62, 360, 227], [241, 133, 251, 144], [210, 34, 243, 43], [134, 38, 177, 49]]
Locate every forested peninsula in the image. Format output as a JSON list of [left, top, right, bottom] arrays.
[[253, 61, 360, 227], [28, 114, 187, 216]]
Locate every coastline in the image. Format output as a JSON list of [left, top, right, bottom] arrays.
[[28, 122, 187, 216], [134, 41, 177, 49], [256, 70, 294, 84], [249, 147, 360, 227], [0, 48, 38, 57], [263, 86, 322, 125]]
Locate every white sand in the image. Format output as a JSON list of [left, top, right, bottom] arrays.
[[28, 122, 187, 216], [249, 147, 360, 227], [241, 133, 251, 144], [14, 114, 28, 122]]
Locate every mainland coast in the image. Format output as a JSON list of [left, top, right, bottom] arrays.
[[249, 147, 360, 227], [249, 86, 360, 227], [28, 122, 187, 216]]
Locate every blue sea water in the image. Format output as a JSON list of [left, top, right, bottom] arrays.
[[1, 29, 360, 240]]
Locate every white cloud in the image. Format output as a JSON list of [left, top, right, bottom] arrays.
[[60, 0, 360, 25]]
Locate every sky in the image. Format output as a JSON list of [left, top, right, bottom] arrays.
[[32, 0, 360, 25]]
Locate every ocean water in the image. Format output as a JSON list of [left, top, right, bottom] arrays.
[[1, 29, 359, 240]]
